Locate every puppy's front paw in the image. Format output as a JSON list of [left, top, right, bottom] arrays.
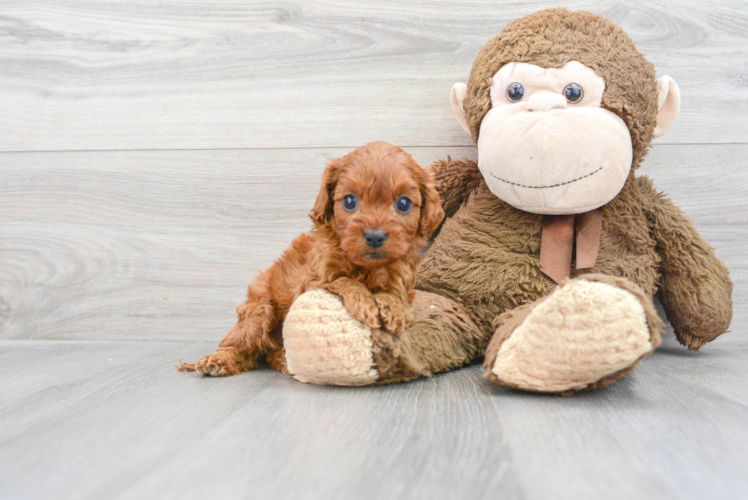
[[178, 350, 240, 377], [343, 291, 381, 329], [374, 293, 413, 333]]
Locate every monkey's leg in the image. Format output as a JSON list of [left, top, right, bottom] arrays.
[[370, 291, 488, 384], [483, 274, 662, 394], [282, 289, 487, 386]]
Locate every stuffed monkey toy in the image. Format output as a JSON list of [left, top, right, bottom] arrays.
[[281, 8, 733, 393]]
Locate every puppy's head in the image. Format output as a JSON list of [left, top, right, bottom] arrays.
[[310, 141, 444, 268]]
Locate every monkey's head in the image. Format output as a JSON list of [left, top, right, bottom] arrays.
[[451, 8, 680, 214]]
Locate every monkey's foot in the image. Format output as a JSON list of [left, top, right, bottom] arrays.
[[283, 289, 379, 386], [484, 275, 662, 394], [284, 289, 484, 386]]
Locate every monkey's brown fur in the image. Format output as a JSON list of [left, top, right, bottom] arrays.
[[178, 141, 443, 376], [464, 8, 658, 165], [367, 9, 732, 389]]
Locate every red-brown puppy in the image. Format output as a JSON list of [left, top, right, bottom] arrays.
[[178, 141, 444, 376]]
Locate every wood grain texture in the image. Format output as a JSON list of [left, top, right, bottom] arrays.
[[0, 336, 746, 500], [0, 146, 465, 340], [1, 0, 748, 151], [1, 145, 744, 342]]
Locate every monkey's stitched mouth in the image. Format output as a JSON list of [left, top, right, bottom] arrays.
[[490, 166, 603, 189]]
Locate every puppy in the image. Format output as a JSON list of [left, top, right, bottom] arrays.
[[177, 141, 444, 376]]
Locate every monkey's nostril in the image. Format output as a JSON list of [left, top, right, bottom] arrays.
[[364, 229, 387, 249]]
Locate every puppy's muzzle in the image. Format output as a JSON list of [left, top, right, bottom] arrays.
[[364, 229, 387, 249]]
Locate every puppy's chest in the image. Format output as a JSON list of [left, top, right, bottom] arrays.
[[361, 267, 397, 291]]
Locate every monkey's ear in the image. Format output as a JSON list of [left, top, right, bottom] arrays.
[[653, 76, 680, 139], [450, 83, 471, 135], [417, 170, 446, 238], [309, 157, 343, 225]]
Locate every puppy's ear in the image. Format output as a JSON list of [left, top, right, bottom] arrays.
[[309, 157, 344, 225], [417, 167, 445, 237]]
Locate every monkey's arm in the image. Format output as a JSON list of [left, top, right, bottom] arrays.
[[638, 176, 733, 350], [430, 157, 483, 219]]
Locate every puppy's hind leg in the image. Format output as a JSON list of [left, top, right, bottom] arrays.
[[177, 278, 281, 377], [178, 233, 311, 377]]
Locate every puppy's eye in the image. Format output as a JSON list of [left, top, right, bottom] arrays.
[[395, 196, 413, 214], [563, 83, 584, 103], [506, 82, 525, 102], [342, 194, 358, 211]]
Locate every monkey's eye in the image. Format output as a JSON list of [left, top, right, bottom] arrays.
[[395, 196, 413, 214], [342, 194, 358, 211], [506, 82, 525, 102], [563, 83, 584, 103]]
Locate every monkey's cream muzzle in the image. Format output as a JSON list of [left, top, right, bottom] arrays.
[[475, 61, 633, 215], [477, 97, 633, 214]]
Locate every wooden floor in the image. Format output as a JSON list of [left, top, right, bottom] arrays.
[[2, 332, 748, 500], [1, 1, 747, 499]]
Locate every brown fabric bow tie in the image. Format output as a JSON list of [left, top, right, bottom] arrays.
[[539, 209, 603, 284]]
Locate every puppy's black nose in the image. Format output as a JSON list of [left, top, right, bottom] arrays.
[[364, 229, 387, 249]]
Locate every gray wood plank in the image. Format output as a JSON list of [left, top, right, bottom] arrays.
[[1, 0, 747, 152], [0, 337, 746, 500], [1, 145, 745, 342], [0, 146, 467, 341]]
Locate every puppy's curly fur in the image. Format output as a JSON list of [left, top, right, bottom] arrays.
[[178, 142, 444, 376]]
